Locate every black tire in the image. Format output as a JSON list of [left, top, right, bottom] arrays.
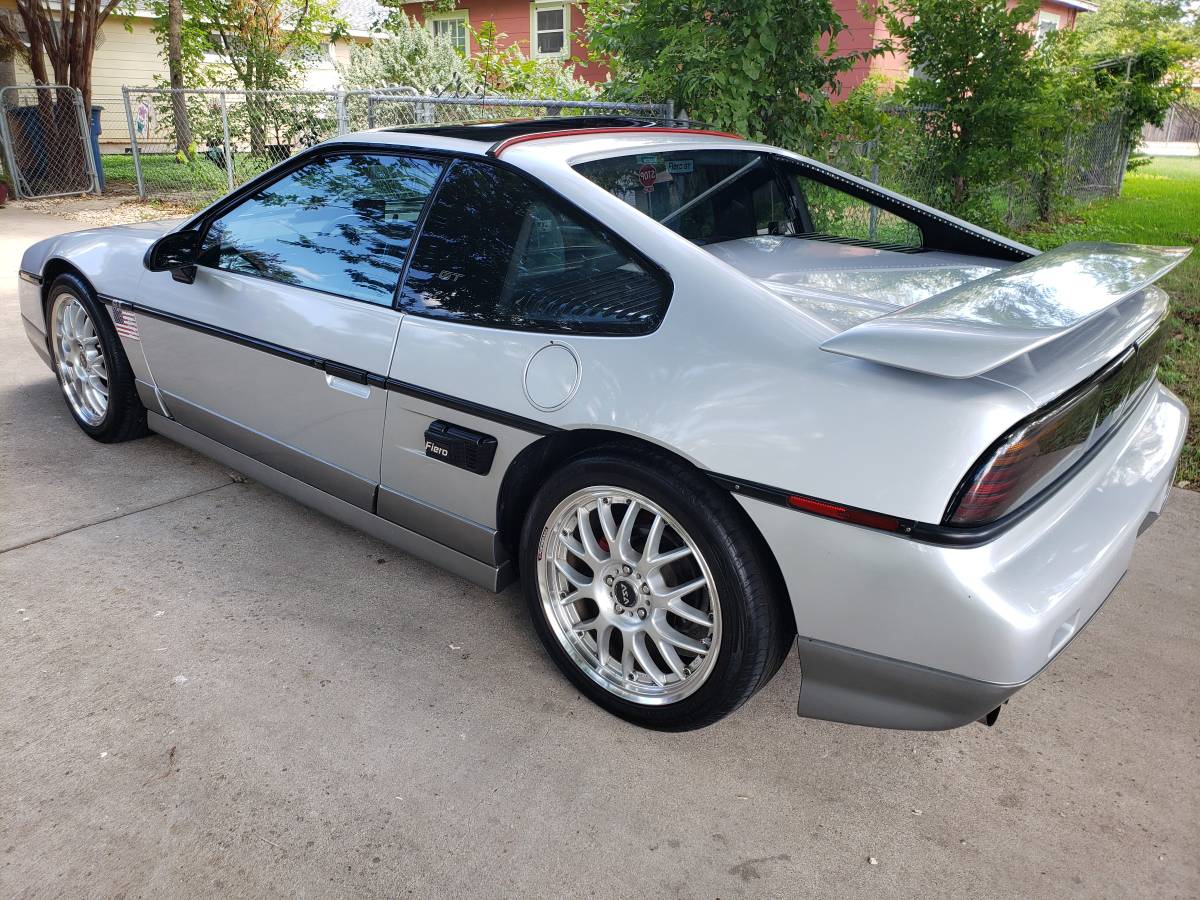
[[519, 446, 794, 730], [44, 273, 149, 443]]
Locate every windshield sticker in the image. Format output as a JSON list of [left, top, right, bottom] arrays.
[[636, 154, 658, 164], [637, 164, 658, 192], [667, 159, 694, 174]]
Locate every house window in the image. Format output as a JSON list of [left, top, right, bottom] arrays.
[[531, 2, 570, 58], [429, 12, 470, 56], [1036, 11, 1061, 41], [0, 11, 30, 48], [204, 32, 232, 63]]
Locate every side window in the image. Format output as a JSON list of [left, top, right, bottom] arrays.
[[788, 175, 922, 247], [398, 160, 671, 335], [199, 153, 444, 304]]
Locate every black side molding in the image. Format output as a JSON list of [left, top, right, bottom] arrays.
[[106, 298, 560, 438]]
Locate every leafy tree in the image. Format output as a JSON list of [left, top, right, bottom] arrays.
[[468, 21, 596, 100], [1077, 0, 1200, 59], [584, 0, 860, 147], [169, 0, 345, 153], [0, 0, 132, 192], [873, 0, 1104, 223], [189, 0, 346, 93], [876, 0, 1037, 206], [1079, 2, 1199, 149], [0, 0, 129, 110]]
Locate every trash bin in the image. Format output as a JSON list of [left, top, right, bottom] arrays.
[[89, 105, 103, 190], [7, 106, 49, 190]]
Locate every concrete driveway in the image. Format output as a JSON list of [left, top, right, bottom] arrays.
[[1, 209, 1198, 899]]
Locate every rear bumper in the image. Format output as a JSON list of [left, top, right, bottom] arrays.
[[738, 382, 1186, 729], [794, 577, 1120, 730]]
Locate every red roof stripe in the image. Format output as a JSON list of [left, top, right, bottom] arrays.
[[488, 127, 744, 157]]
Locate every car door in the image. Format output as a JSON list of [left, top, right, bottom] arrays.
[[378, 158, 672, 565], [137, 151, 446, 510]]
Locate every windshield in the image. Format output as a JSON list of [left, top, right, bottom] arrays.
[[573, 149, 922, 248]]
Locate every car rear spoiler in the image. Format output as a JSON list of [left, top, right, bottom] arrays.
[[819, 242, 1191, 378]]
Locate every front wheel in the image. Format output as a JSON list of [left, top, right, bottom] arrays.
[[46, 273, 148, 443], [519, 449, 793, 730]]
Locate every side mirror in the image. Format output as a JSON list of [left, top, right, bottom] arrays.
[[145, 230, 201, 282]]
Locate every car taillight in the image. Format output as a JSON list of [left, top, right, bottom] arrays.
[[946, 388, 1100, 526], [945, 328, 1163, 528]]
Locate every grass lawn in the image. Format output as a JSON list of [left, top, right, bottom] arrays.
[[100, 151, 275, 198], [1021, 156, 1200, 485]]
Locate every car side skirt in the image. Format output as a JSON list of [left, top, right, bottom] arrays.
[[147, 411, 515, 593]]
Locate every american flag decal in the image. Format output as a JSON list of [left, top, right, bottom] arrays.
[[111, 301, 140, 341]]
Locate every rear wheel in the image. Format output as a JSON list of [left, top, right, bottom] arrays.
[[46, 274, 148, 443], [520, 449, 793, 730]]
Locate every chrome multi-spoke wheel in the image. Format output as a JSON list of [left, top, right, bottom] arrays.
[[537, 486, 721, 704], [50, 291, 108, 426], [44, 274, 147, 444]]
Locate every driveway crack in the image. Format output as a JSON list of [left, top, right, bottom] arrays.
[[0, 479, 240, 555]]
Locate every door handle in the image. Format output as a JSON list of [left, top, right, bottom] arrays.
[[325, 373, 372, 399]]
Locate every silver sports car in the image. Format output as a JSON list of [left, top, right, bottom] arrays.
[[17, 117, 1189, 730]]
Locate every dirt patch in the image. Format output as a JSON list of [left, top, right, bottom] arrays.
[[12, 195, 198, 227]]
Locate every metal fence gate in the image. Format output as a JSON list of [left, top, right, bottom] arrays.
[[0, 85, 100, 200], [119, 86, 672, 205]]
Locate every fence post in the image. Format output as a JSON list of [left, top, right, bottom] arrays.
[[70, 88, 101, 195], [336, 90, 349, 135], [0, 87, 22, 199], [868, 138, 881, 240], [219, 91, 234, 192], [122, 87, 147, 200], [1115, 111, 1132, 197], [664, 100, 675, 120], [367, 94, 376, 129]]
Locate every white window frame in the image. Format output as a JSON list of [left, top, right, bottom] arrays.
[[203, 32, 231, 64], [427, 10, 471, 57], [1036, 11, 1061, 41], [530, 2, 571, 60], [0, 11, 31, 48]]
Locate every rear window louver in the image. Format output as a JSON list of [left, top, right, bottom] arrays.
[[795, 232, 929, 254]]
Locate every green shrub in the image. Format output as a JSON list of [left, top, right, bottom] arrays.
[[339, 15, 476, 94]]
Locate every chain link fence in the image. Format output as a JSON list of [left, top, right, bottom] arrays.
[[0, 85, 100, 200], [4, 79, 1132, 232], [114, 86, 671, 205], [822, 104, 1131, 232]]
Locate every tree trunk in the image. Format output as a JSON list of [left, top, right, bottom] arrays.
[[167, 0, 192, 156]]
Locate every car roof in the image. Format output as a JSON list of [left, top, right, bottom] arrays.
[[326, 116, 745, 159]]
